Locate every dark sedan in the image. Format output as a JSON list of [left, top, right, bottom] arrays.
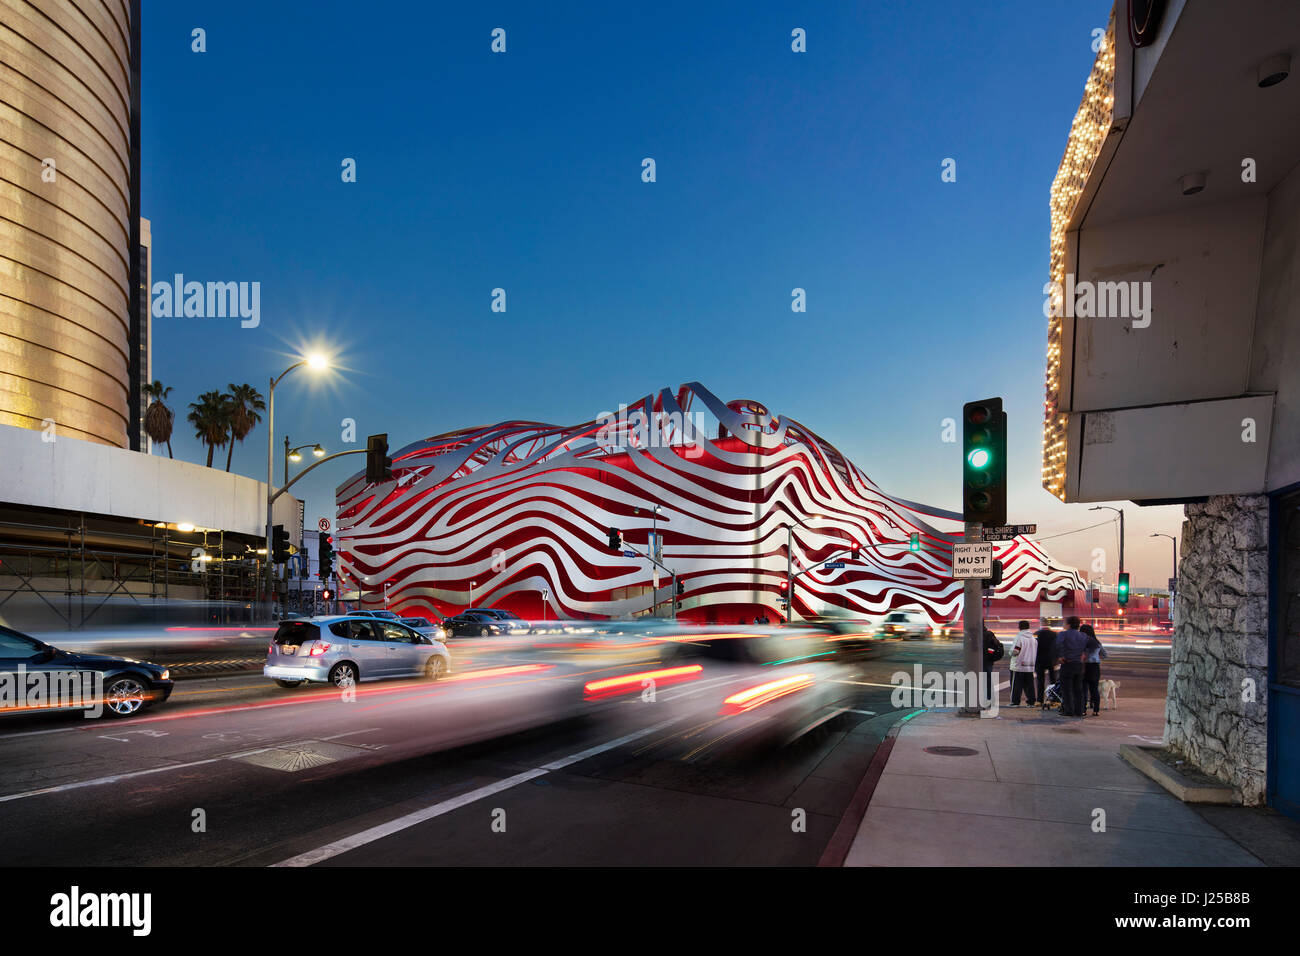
[[0, 625, 174, 719], [441, 612, 514, 638]]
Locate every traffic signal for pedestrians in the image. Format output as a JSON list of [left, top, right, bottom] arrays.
[[319, 535, 335, 578], [908, 532, 920, 553], [607, 527, 622, 551], [321, 588, 333, 602], [851, 544, 861, 560], [962, 398, 1007, 527], [1117, 572, 1131, 606], [366, 433, 392, 483], [272, 524, 289, 563]]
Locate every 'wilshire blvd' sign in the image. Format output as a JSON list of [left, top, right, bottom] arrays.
[[951, 542, 993, 579]]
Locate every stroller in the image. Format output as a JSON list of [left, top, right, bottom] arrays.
[[1042, 681, 1063, 710]]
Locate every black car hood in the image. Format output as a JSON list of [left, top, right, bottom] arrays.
[[57, 651, 159, 670]]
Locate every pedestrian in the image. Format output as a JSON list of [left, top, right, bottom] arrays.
[[982, 627, 1004, 708], [1034, 622, 1058, 710], [753, 613, 767, 625], [1081, 623, 1108, 716], [1009, 620, 1037, 706], [1054, 616, 1088, 717]]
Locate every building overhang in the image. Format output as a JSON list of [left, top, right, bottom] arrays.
[[1043, 0, 1300, 502]]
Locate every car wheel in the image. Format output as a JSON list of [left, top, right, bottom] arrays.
[[275, 678, 303, 688], [425, 656, 447, 681], [103, 675, 148, 718], [328, 662, 357, 688], [479, 627, 490, 637]]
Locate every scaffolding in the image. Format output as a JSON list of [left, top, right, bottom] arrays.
[[0, 505, 268, 630]]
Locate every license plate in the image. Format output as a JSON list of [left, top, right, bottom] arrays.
[[282, 646, 298, 656]]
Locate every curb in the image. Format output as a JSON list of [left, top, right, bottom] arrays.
[[817, 711, 915, 867], [1118, 744, 1240, 805]]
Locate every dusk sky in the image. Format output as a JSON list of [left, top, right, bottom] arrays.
[[141, 0, 1181, 587]]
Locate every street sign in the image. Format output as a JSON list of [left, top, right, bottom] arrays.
[[952, 542, 994, 579], [318, 517, 331, 533], [823, 561, 845, 570], [622, 550, 636, 558], [978, 524, 1036, 541]]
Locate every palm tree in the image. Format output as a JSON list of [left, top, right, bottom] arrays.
[[187, 391, 233, 468], [142, 380, 175, 457], [224, 383, 266, 472]]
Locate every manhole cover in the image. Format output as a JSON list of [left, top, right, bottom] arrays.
[[923, 746, 980, 757]]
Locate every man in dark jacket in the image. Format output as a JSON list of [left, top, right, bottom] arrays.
[[1034, 624, 1058, 710], [982, 628, 1004, 708], [1054, 616, 1089, 717]]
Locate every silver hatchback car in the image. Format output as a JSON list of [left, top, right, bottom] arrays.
[[264, 615, 450, 688]]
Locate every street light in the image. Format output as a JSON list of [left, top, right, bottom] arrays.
[[1150, 532, 1178, 590], [265, 355, 330, 617], [1089, 505, 1125, 580], [284, 437, 327, 485]]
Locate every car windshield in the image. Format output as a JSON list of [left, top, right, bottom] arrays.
[[885, 613, 907, 622], [402, 617, 430, 627]]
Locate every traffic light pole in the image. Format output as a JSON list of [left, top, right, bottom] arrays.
[[960, 521, 984, 716]]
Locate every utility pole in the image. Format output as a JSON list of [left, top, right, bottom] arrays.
[[960, 521, 983, 716]]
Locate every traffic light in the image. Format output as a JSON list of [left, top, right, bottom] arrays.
[[366, 433, 392, 483], [676, 578, 685, 596], [962, 398, 1007, 527], [321, 588, 333, 602], [319, 535, 335, 578], [908, 532, 920, 553], [607, 527, 622, 551], [272, 524, 289, 563], [851, 544, 861, 560], [1117, 572, 1130, 606], [984, 558, 1003, 588]]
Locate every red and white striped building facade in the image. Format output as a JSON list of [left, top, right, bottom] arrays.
[[335, 383, 1087, 624]]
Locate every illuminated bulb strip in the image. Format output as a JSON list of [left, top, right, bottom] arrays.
[[720, 673, 815, 715], [1043, 17, 1117, 500]]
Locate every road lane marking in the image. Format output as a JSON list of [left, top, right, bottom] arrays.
[[0, 757, 226, 804], [273, 718, 679, 867]]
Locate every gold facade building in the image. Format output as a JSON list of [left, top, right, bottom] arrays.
[[0, 0, 139, 447]]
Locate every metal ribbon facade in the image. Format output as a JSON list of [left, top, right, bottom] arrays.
[[336, 383, 1085, 623]]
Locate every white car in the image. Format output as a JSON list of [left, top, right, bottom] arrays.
[[400, 616, 447, 641], [878, 609, 932, 640], [264, 615, 450, 688]]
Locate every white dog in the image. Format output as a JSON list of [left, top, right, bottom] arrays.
[[1099, 679, 1120, 710]]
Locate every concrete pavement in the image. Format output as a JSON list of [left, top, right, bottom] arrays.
[[844, 697, 1277, 866]]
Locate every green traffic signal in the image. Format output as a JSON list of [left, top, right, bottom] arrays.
[[966, 448, 991, 469], [1117, 572, 1130, 606], [908, 532, 920, 553]]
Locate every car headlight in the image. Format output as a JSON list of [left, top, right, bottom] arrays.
[[159, 669, 170, 681]]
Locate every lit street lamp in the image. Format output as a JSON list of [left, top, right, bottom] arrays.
[[265, 354, 329, 616], [284, 437, 326, 485]]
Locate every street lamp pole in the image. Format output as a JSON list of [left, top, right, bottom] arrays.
[[1089, 505, 1126, 578], [265, 355, 328, 619], [1150, 532, 1177, 588]]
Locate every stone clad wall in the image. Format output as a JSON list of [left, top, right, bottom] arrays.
[[1165, 494, 1270, 804]]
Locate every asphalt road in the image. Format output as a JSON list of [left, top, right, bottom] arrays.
[[0, 637, 1169, 866]]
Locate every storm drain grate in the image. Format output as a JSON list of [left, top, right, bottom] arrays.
[[231, 740, 365, 773], [923, 746, 980, 757]]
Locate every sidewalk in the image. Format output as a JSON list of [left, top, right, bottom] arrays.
[[843, 697, 1297, 866]]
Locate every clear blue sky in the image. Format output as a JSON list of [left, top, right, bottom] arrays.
[[141, 0, 1181, 586]]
